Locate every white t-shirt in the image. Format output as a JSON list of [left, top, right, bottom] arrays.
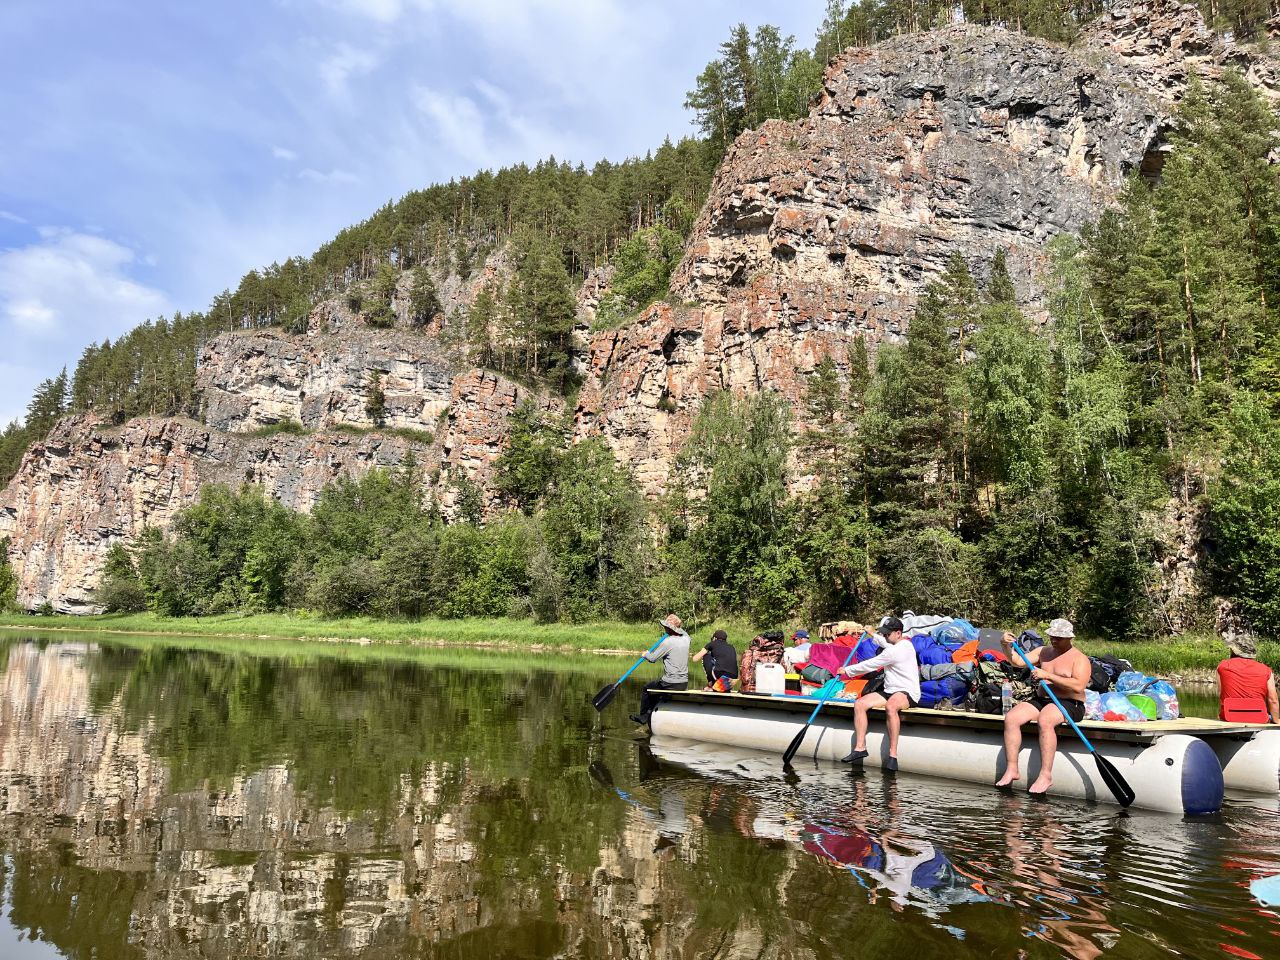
[[843, 638, 921, 703], [783, 642, 812, 669]]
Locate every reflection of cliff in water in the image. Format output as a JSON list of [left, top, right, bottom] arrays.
[[0, 641, 795, 959], [6, 639, 1278, 960]]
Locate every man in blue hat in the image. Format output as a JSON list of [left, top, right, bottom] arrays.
[[783, 628, 812, 670]]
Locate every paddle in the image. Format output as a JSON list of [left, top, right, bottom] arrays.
[[782, 643, 860, 767], [1010, 640, 1136, 808], [592, 637, 665, 711]]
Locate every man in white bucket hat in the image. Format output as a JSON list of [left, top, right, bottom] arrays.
[[996, 617, 1092, 795]]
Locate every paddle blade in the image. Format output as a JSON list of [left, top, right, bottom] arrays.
[[782, 725, 808, 768], [588, 761, 615, 790], [592, 682, 621, 712], [1094, 753, 1136, 808]]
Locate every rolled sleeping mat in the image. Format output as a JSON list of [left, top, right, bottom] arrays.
[[651, 700, 1224, 815]]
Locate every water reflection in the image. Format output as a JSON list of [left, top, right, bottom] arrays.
[[0, 636, 1277, 959]]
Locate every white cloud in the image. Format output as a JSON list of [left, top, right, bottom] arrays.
[[298, 167, 359, 184], [414, 87, 491, 167], [318, 43, 380, 98], [414, 80, 578, 170], [0, 229, 171, 339], [0, 211, 26, 224], [324, 0, 409, 21], [272, 145, 299, 161]]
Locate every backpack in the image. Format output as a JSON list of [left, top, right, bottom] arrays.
[[1087, 659, 1112, 694], [801, 664, 835, 685], [969, 659, 1035, 714], [969, 660, 1008, 715], [1092, 655, 1130, 688]]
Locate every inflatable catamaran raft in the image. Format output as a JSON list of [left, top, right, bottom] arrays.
[[650, 690, 1280, 815]]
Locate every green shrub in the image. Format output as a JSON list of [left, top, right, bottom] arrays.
[[595, 225, 684, 329], [0, 536, 18, 612]]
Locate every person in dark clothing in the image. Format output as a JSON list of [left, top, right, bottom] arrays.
[[630, 613, 691, 730], [692, 629, 739, 690]]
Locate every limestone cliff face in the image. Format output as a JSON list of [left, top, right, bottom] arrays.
[[576, 11, 1188, 493], [1085, 1, 1280, 105], [0, 365, 555, 610], [197, 327, 459, 434], [0, 416, 435, 612]]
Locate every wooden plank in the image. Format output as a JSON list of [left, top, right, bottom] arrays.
[[655, 689, 1269, 743]]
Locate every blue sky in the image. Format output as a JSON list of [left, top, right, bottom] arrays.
[[0, 0, 826, 426]]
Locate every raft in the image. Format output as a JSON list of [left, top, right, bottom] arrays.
[[647, 690, 1280, 815]]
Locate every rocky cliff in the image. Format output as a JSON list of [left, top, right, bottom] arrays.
[[578, 3, 1278, 493], [0, 365, 556, 611], [1, 2, 1276, 611], [197, 326, 459, 434]]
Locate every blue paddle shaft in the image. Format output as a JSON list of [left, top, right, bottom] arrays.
[[1010, 641, 1096, 755], [614, 637, 666, 688]]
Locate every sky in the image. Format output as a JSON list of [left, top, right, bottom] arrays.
[[0, 0, 826, 426]]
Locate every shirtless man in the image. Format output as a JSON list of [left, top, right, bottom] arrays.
[[995, 618, 1091, 795]]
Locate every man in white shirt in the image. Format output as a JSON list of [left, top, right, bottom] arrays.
[[837, 617, 920, 772], [782, 629, 812, 670]]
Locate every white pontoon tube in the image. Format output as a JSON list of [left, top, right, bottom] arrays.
[[651, 698, 1224, 815]]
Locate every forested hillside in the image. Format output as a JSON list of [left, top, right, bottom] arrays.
[[4, 2, 1280, 639]]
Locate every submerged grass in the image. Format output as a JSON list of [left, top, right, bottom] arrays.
[[32, 630, 626, 678], [0, 612, 665, 653]]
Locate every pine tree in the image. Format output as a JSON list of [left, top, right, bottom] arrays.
[[25, 368, 68, 438], [986, 248, 1017, 305], [409, 268, 442, 326], [506, 230, 577, 389], [365, 371, 386, 426], [865, 258, 974, 533]]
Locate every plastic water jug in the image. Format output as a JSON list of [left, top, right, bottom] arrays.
[[756, 662, 786, 694]]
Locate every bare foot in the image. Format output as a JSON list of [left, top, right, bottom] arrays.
[[1028, 775, 1053, 795], [995, 769, 1020, 788]]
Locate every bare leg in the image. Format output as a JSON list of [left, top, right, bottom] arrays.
[[1029, 705, 1065, 795], [853, 693, 886, 752], [997, 702, 1040, 787], [885, 692, 909, 758]]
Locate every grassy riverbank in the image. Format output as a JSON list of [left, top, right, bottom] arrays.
[[0, 611, 668, 653], [0, 611, 1273, 678]]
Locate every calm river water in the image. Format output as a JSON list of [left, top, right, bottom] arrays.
[[0, 633, 1277, 960]]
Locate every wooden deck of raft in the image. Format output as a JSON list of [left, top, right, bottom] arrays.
[[656, 689, 1270, 745]]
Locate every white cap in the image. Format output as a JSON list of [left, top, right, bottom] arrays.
[[1048, 617, 1075, 639]]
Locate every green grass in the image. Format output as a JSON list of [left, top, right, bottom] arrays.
[[1086, 634, 1279, 677], [0, 613, 1262, 677], [0, 611, 675, 655], [243, 420, 308, 438]]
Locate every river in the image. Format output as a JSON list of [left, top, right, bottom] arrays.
[[0, 633, 1276, 959]]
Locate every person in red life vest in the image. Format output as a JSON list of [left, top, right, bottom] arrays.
[[1217, 632, 1278, 723]]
